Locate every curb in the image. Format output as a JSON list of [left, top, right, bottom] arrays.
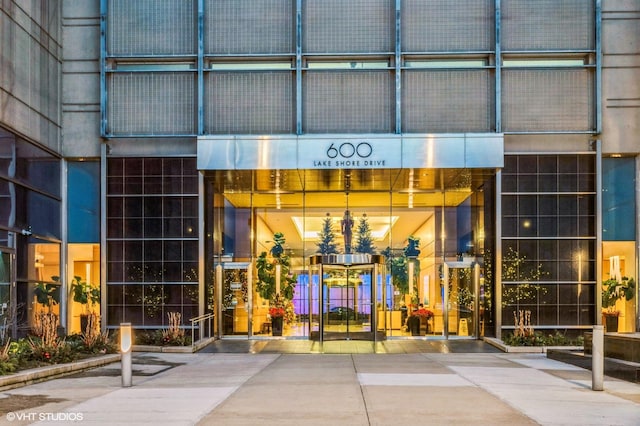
[[0, 354, 121, 391]]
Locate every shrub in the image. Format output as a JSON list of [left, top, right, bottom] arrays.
[[26, 337, 76, 364], [136, 329, 192, 346], [503, 331, 584, 347], [0, 340, 18, 375]]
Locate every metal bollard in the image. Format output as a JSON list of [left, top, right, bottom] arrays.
[[120, 323, 133, 387], [592, 325, 603, 391]]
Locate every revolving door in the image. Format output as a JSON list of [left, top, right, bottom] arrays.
[[309, 254, 385, 342]]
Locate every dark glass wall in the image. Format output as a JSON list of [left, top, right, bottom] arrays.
[[501, 154, 597, 331], [0, 129, 61, 336], [106, 157, 199, 328]]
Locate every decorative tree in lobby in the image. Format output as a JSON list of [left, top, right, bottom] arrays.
[[316, 213, 339, 255], [354, 213, 375, 254], [256, 232, 297, 301]]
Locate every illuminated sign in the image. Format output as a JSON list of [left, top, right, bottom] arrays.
[[299, 138, 401, 169]]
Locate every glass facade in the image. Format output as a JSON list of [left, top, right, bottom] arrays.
[[501, 154, 597, 332], [106, 158, 199, 328], [203, 168, 494, 339], [96, 0, 621, 338], [0, 0, 637, 347], [0, 129, 62, 337]]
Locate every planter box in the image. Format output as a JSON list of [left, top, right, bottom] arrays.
[[483, 337, 583, 353], [584, 332, 640, 363], [0, 354, 120, 391]]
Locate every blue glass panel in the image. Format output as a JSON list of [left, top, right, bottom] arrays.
[[28, 191, 61, 238], [68, 162, 100, 242], [602, 158, 636, 241]]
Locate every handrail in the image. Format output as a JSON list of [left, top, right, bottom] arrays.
[[189, 313, 214, 347]]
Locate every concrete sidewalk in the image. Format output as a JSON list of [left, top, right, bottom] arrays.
[[0, 350, 638, 425]]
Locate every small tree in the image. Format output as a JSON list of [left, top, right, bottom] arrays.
[[381, 247, 409, 295], [501, 247, 548, 335], [256, 232, 297, 302], [316, 214, 339, 255], [354, 213, 375, 254]]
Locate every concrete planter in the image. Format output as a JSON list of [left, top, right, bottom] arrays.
[[484, 337, 583, 353]]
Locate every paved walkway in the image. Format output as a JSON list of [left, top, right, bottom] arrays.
[[0, 341, 638, 425]]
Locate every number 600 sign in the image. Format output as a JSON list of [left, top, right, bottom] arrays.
[[326, 142, 372, 159]]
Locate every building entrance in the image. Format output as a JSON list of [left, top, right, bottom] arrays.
[[215, 262, 252, 337], [309, 254, 384, 342], [204, 167, 496, 340]]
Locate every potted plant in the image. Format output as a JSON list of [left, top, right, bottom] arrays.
[[268, 294, 286, 336], [381, 236, 421, 300], [69, 275, 100, 332], [256, 233, 297, 335], [602, 277, 636, 332]]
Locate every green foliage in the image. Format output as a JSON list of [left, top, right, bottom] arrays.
[[0, 340, 18, 375], [256, 233, 297, 302], [503, 331, 584, 347], [316, 215, 339, 255], [381, 247, 409, 294], [602, 277, 636, 314], [354, 214, 375, 254], [404, 236, 420, 257], [34, 282, 59, 308], [135, 329, 192, 347], [70, 275, 100, 306], [67, 330, 118, 354], [382, 237, 421, 295], [0, 332, 120, 375], [25, 337, 76, 364]]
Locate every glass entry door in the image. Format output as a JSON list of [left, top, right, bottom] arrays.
[[216, 262, 252, 337], [442, 261, 481, 338], [322, 264, 374, 341]]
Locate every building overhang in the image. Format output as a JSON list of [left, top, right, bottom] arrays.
[[197, 133, 504, 170]]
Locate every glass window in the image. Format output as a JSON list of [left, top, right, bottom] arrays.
[[503, 59, 587, 67], [68, 162, 100, 243], [114, 62, 195, 71], [404, 59, 487, 68], [210, 62, 292, 70], [602, 158, 636, 241], [0, 133, 61, 198], [306, 61, 389, 69]]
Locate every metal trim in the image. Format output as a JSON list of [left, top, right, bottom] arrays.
[[100, 143, 108, 331], [395, 0, 401, 134], [495, 0, 502, 133], [595, 139, 602, 324], [495, 169, 502, 340], [296, 0, 302, 135], [100, 0, 108, 137], [197, 133, 504, 170], [595, 0, 602, 134], [197, 0, 204, 135]]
